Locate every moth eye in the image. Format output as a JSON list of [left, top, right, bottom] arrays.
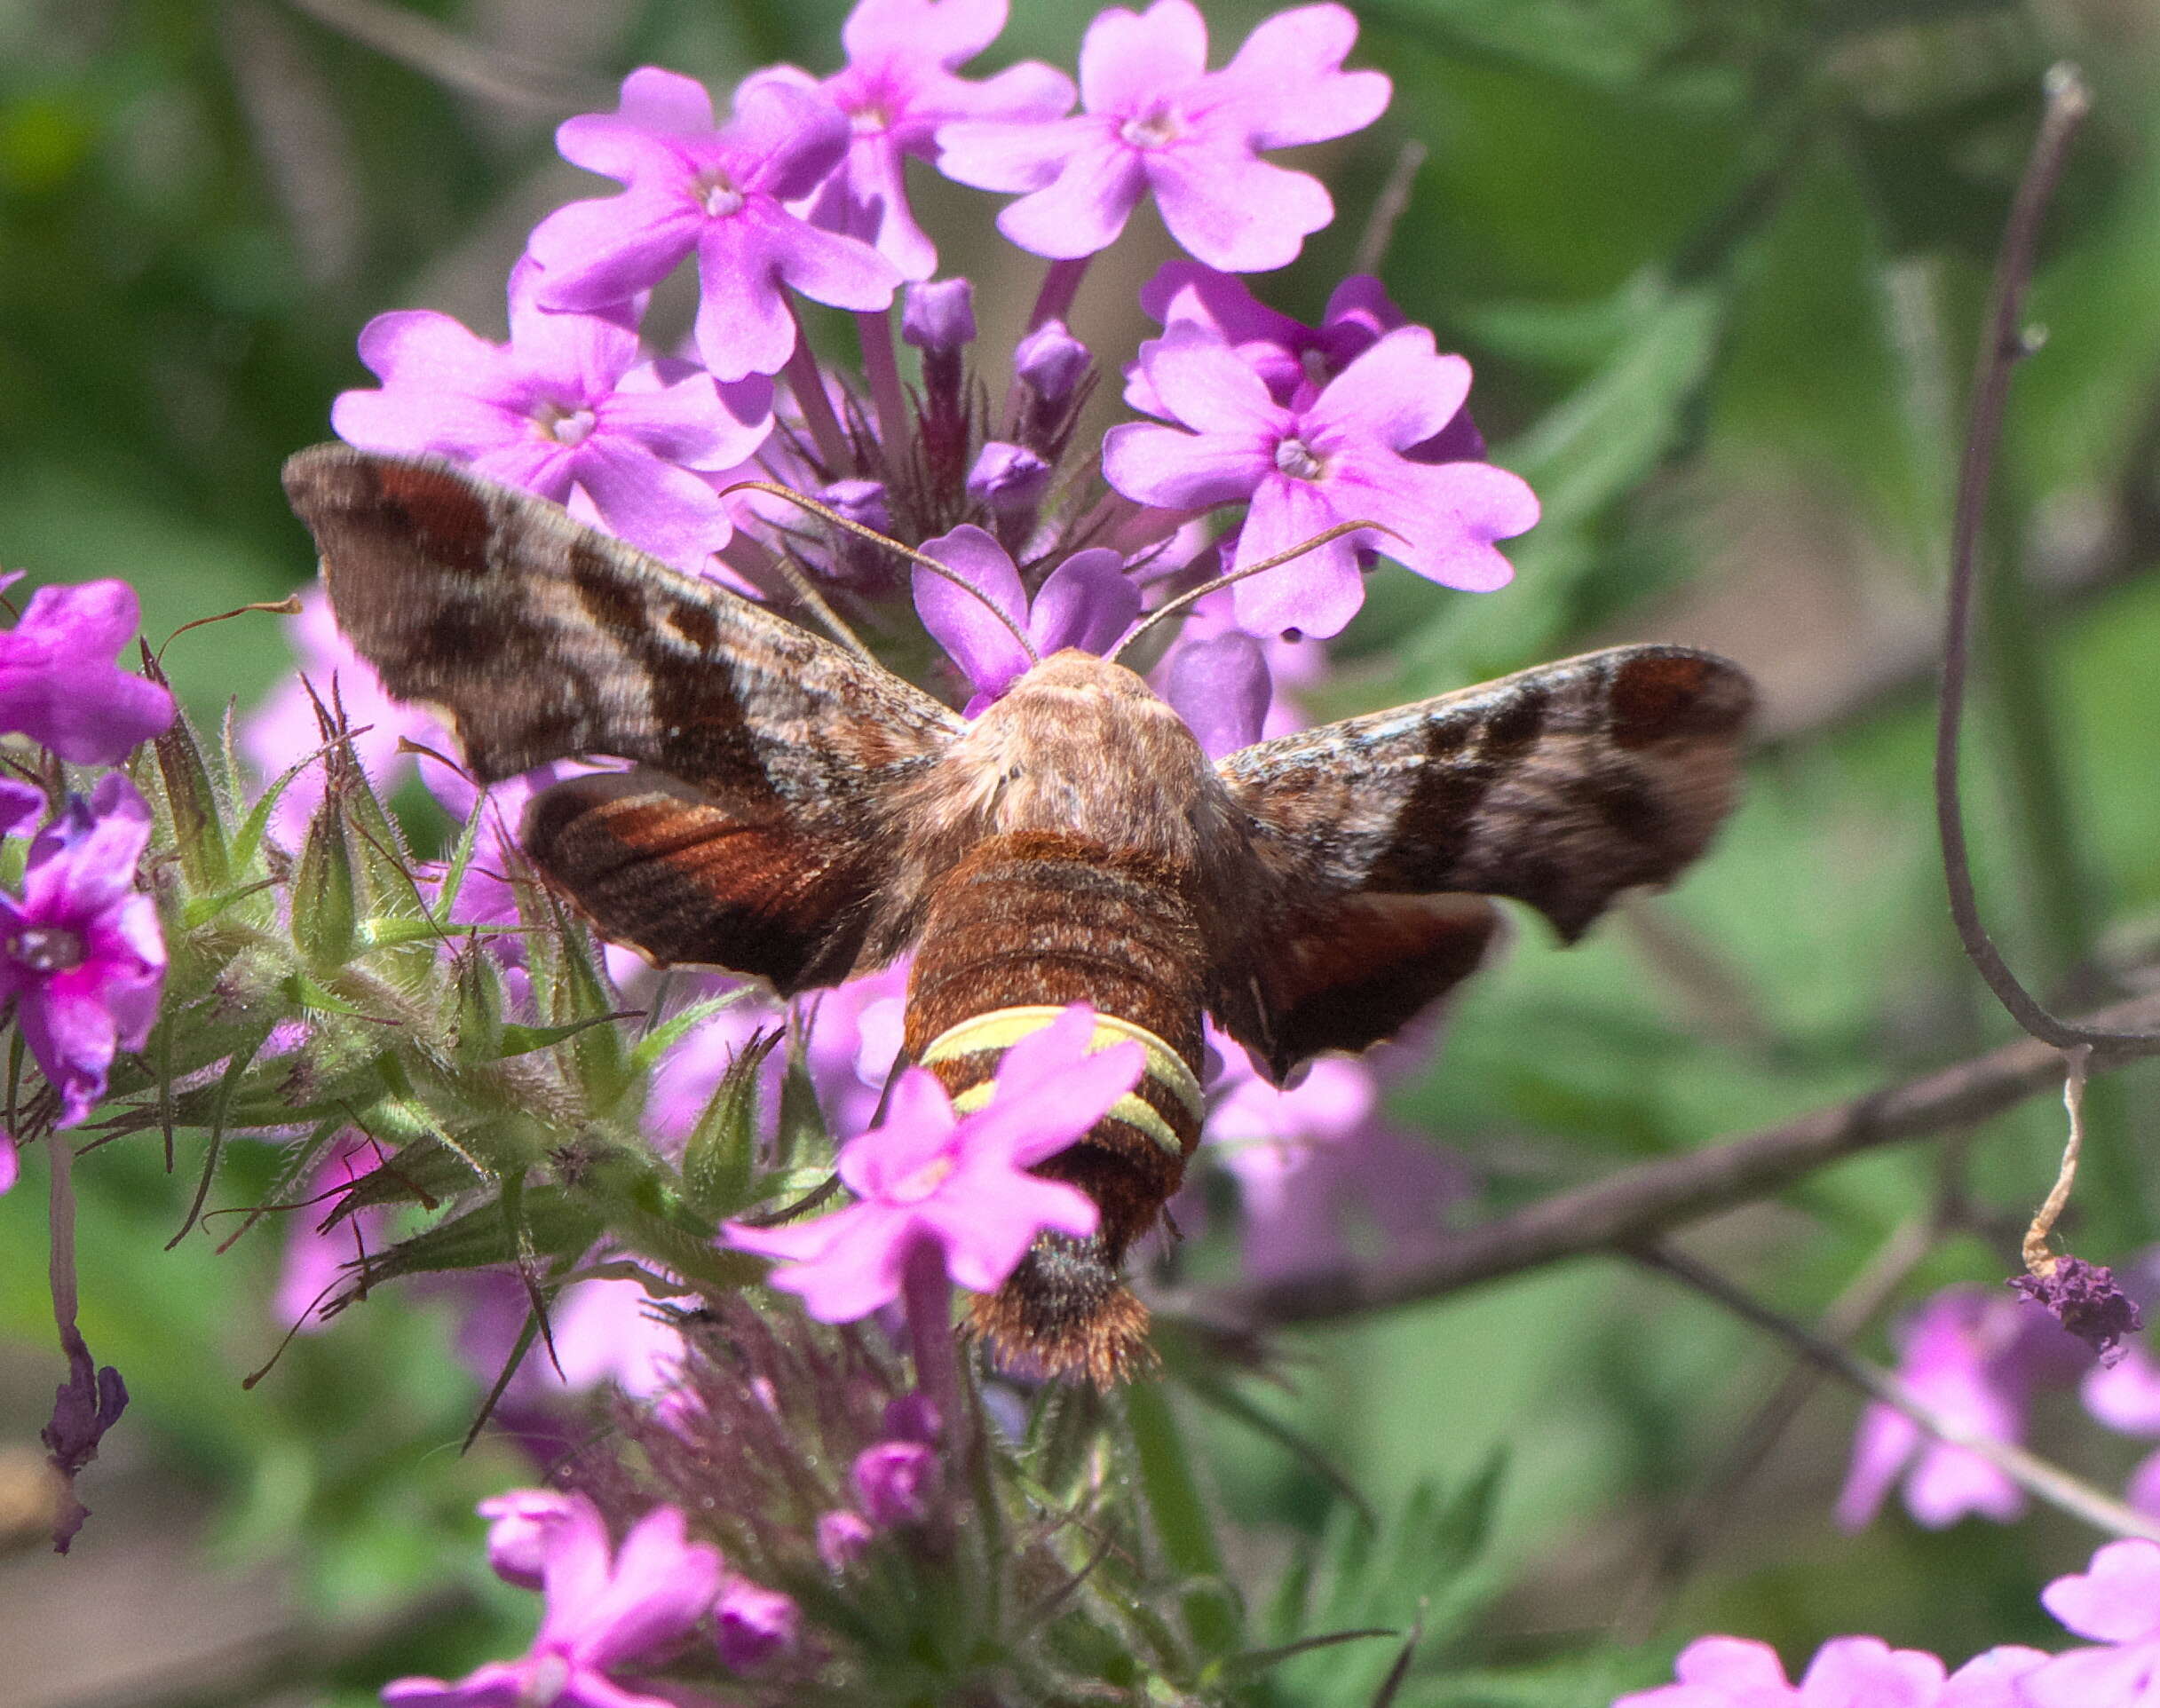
[[1006, 763, 1025, 782]]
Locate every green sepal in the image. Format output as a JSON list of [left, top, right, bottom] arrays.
[[148, 694, 233, 894], [354, 1184, 604, 1284], [680, 1027, 782, 1220], [291, 793, 360, 969], [626, 990, 755, 1079]]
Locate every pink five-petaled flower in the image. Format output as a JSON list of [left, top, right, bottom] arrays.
[[1130, 263, 1486, 463], [937, 0, 1389, 272], [332, 259, 771, 573], [0, 776, 163, 1130], [723, 1004, 1144, 1319], [383, 1498, 722, 1708], [527, 70, 901, 382], [746, 0, 1073, 281], [0, 577, 174, 764], [1103, 323, 1539, 638], [2021, 1538, 2160, 1707], [1836, 1284, 2089, 1532], [912, 525, 1142, 713]]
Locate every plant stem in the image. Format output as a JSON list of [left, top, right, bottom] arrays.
[[856, 307, 908, 462]]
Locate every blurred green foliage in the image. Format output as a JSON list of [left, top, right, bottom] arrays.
[[8, 0, 2160, 1702]]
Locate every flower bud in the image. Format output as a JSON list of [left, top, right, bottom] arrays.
[[966, 442, 1050, 516], [816, 478, 899, 593], [716, 1578, 800, 1671], [1014, 318, 1088, 406], [818, 1508, 874, 1572], [901, 278, 977, 358], [852, 1439, 938, 1527]]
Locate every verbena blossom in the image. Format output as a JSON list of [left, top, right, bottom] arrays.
[[2083, 1339, 2160, 1514], [722, 1005, 1143, 1319], [479, 1490, 582, 1590], [937, 0, 1390, 271], [332, 260, 771, 572], [1130, 263, 1486, 463], [527, 70, 902, 382], [913, 526, 1141, 712], [0, 577, 174, 764], [384, 1498, 721, 1707], [0, 775, 164, 1129], [1104, 322, 1539, 637], [1837, 1285, 2086, 1530], [2022, 1538, 2160, 1706], [746, 0, 1073, 281]]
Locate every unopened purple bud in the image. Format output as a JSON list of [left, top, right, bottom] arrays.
[[716, 1578, 800, 1672], [1015, 319, 1088, 406], [882, 1392, 942, 1445], [2011, 1257, 2145, 1364], [902, 279, 977, 356], [818, 1508, 874, 1573], [967, 441, 1051, 515], [818, 478, 891, 534], [477, 1489, 578, 1589], [852, 1439, 938, 1527]]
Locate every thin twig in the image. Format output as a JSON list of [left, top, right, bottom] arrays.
[[1614, 1214, 1937, 1641], [1935, 65, 2137, 1049], [1188, 988, 2160, 1329], [1631, 1241, 2160, 1544], [282, 0, 603, 109]]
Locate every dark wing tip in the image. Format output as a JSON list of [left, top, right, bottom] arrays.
[[1608, 646, 1757, 749]]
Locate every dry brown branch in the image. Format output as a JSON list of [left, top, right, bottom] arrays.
[[1188, 989, 2160, 1330]]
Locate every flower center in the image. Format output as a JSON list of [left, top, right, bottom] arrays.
[[1120, 101, 1183, 150], [851, 102, 890, 135], [695, 169, 746, 217], [11, 925, 83, 974], [532, 402, 597, 447], [1274, 437, 1325, 481], [891, 1151, 956, 1204], [526, 1652, 574, 1705]]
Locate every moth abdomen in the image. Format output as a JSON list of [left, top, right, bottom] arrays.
[[902, 831, 1208, 1386]]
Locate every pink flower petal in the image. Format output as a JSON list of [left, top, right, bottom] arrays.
[[1160, 630, 1270, 758], [2042, 1538, 2160, 1643], [528, 190, 706, 311], [1147, 143, 1333, 273], [1080, 0, 1207, 115], [1797, 1636, 1945, 1706], [936, 114, 1095, 193], [1211, 4, 1390, 147], [993, 132, 1150, 260], [914, 525, 1032, 700], [1305, 327, 1469, 452], [1230, 474, 1365, 639]]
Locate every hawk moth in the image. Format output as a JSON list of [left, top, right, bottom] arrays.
[[283, 442, 1755, 1385]]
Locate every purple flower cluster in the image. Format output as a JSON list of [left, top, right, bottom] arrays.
[[0, 579, 172, 1174], [1616, 1537, 2160, 1708]]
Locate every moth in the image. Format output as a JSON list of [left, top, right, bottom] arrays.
[[284, 442, 1755, 1385]]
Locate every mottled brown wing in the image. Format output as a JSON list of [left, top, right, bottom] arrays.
[[1212, 645, 1753, 1080], [283, 445, 964, 992]]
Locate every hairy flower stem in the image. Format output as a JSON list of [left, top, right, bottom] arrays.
[[855, 308, 908, 464], [1027, 257, 1090, 330], [902, 1237, 960, 1431], [784, 315, 853, 476]]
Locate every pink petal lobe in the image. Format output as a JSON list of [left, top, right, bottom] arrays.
[[1080, 0, 1207, 115], [1214, 5, 1390, 147], [936, 115, 1093, 192], [1100, 422, 1268, 511], [1148, 145, 1333, 273], [692, 222, 797, 381], [1231, 476, 1365, 639], [1306, 328, 1469, 450], [914, 525, 1031, 699], [1030, 550, 1139, 656], [528, 192, 704, 310], [993, 135, 1149, 260], [2042, 1538, 2160, 1642]]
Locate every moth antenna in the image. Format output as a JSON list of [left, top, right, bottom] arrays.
[[1108, 518, 1403, 661], [723, 479, 1040, 668], [720, 523, 877, 663]]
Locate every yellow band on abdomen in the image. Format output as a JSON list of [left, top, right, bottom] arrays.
[[922, 1005, 1203, 1159]]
